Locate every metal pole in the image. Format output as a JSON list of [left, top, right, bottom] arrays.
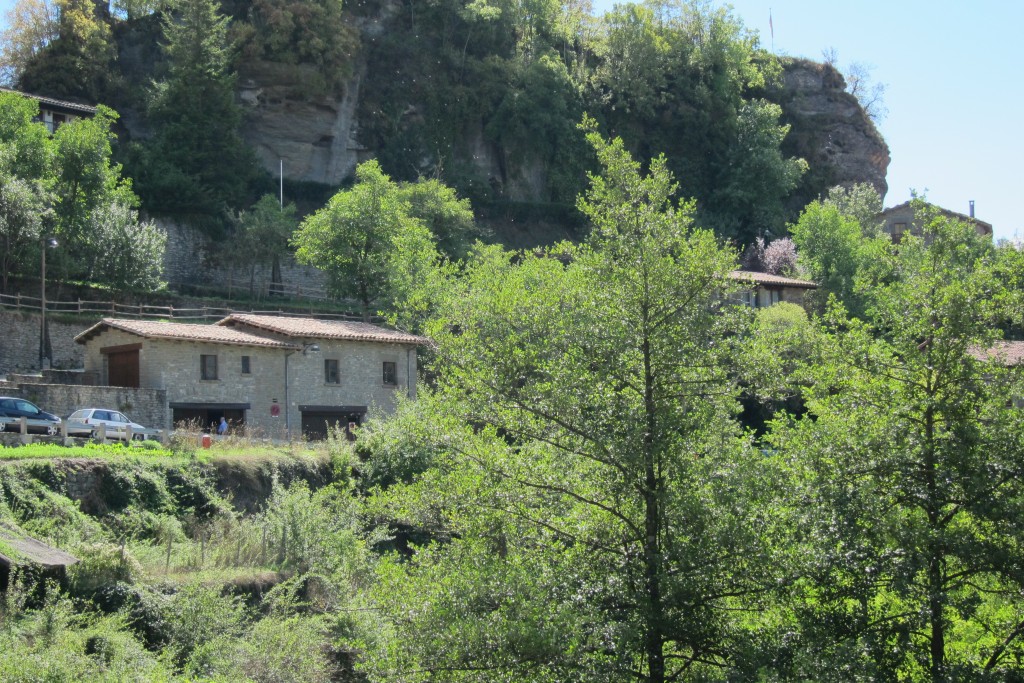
[[39, 241, 46, 368], [279, 159, 283, 209], [284, 350, 290, 437]]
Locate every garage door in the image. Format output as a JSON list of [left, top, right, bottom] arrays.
[[300, 405, 366, 441], [103, 345, 140, 388]]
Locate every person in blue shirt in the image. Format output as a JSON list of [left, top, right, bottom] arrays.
[[217, 417, 228, 435]]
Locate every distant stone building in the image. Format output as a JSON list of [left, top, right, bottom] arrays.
[[0, 87, 97, 133], [880, 201, 992, 243], [75, 314, 425, 439], [728, 270, 817, 308]]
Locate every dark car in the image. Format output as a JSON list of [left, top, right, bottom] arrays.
[[0, 396, 61, 435]]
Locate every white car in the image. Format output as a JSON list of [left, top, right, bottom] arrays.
[[66, 408, 152, 441]]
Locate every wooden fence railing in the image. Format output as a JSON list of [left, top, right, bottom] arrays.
[[0, 292, 370, 322]]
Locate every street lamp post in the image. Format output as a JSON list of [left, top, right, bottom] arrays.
[[38, 236, 58, 369]]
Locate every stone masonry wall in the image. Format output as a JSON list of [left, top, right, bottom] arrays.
[[0, 310, 87, 374], [158, 220, 330, 298], [3, 382, 168, 428]]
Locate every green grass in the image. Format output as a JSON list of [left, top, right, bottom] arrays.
[[0, 441, 176, 461]]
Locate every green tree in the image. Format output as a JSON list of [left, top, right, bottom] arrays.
[[135, 0, 257, 228], [704, 98, 807, 239], [88, 201, 166, 294], [18, 0, 115, 101], [362, 121, 787, 681], [292, 160, 440, 322], [228, 194, 298, 298], [770, 206, 1024, 679], [394, 177, 478, 261], [0, 173, 48, 291], [0, 89, 52, 179], [788, 183, 888, 317], [49, 104, 136, 283], [0, 0, 58, 86]]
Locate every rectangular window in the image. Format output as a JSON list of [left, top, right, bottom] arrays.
[[324, 359, 340, 384], [201, 354, 218, 380], [241, 355, 251, 374], [383, 361, 398, 386]]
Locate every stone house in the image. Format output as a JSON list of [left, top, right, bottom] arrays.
[[880, 200, 992, 243], [0, 87, 97, 133], [728, 270, 817, 308], [75, 314, 425, 439]]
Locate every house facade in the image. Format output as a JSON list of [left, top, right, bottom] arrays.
[[0, 88, 97, 133], [75, 314, 425, 439], [880, 201, 993, 243], [728, 270, 817, 308]]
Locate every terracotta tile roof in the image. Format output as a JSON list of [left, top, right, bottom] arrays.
[[969, 341, 1024, 366], [728, 270, 817, 289], [74, 318, 301, 349], [219, 314, 427, 345]]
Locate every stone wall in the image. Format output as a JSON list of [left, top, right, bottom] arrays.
[[0, 310, 88, 374], [0, 381, 168, 428], [157, 220, 331, 298]]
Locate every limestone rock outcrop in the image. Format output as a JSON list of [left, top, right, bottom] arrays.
[[772, 58, 890, 203]]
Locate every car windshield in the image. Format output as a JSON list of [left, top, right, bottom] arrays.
[[14, 400, 39, 414]]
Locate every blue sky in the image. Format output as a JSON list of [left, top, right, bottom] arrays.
[[2, 1, 1020, 239]]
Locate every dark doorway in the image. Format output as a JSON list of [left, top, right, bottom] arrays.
[[299, 405, 366, 441], [170, 403, 249, 431]]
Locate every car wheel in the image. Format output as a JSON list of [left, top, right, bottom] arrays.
[[132, 433, 145, 441], [0, 421, 6, 432], [46, 424, 58, 436]]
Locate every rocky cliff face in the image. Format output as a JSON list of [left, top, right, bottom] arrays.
[[237, 54, 889, 210], [237, 60, 367, 186], [772, 58, 890, 205]]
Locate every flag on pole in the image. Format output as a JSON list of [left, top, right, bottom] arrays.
[[769, 9, 774, 41]]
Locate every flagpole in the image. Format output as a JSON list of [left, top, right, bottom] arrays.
[[770, 8, 774, 53]]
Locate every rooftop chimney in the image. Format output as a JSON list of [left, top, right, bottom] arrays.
[[970, 200, 975, 218]]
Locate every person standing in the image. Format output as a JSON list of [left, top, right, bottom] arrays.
[[217, 416, 228, 435]]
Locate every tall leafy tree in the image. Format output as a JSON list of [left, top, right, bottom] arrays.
[[134, 0, 256, 228], [49, 104, 136, 284], [227, 193, 297, 298], [0, 173, 48, 292], [361, 120, 787, 681], [394, 177, 478, 261], [88, 201, 166, 294], [18, 0, 115, 101], [770, 205, 1024, 679], [789, 183, 888, 318], [0, 0, 58, 86], [292, 160, 441, 322]]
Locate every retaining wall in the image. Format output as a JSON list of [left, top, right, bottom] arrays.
[[0, 310, 87, 374], [0, 382, 168, 429]]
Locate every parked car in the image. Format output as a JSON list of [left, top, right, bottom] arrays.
[[0, 397, 61, 435], [66, 408, 152, 441]]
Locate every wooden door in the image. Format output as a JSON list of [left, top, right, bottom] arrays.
[[108, 350, 140, 388]]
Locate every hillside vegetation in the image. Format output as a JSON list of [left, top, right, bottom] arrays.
[[4, 0, 884, 251], [0, 118, 1023, 681]]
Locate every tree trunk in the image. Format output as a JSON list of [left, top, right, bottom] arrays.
[[641, 312, 665, 683], [923, 403, 945, 681]]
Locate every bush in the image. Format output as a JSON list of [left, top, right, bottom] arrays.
[[68, 542, 143, 597]]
